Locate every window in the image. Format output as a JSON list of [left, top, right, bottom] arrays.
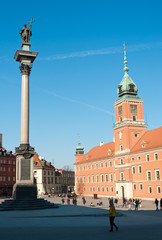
[[44, 171, 46, 175], [130, 105, 137, 113], [111, 187, 113, 192], [0, 177, 2, 181], [120, 116, 122, 122], [118, 106, 122, 115], [138, 165, 142, 174], [109, 161, 112, 167], [132, 166, 135, 174], [80, 166, 81, 171], [102, 187, 104, 192], [120, 158, 123, 164], [96, 163, 98, 169], [106, 186, 108, 192], [137, 155, 141, 161], [110, 173, 113, 182], [8, 167, 11, 172], [13, 177, 15, 181], [101, 174, 104, 182], [134, 133, 139, 137], [88, 175, 90, 183], [157, 186, 161, 194], [139, 183, 143, 190], [3, 167, 6, 171], [101, 162, 103, 168], [83, 176, 85, 183], [148, 186, 152, 193], [83, 186, 86, 192], [13, 168, 15, 172], [8, 176, 11, 181], [92, 164, 94, 169], [80, 176, 82, 183], [93, 187, 95, 192], [97, 186, 100, 192], [105, 174, 108, 182], [133, 184, 136, 190], [131, 157, 134, 161], [90, 187, 92, 192], [92, 175, 94, 183], [120, 172, 124, 181], [155, 170, 160, 180], [147, 171, 151, 181], [76, 167, 78, 171], [120, 145, 123, 151], [133, 115, 136, 121], [96, 175, 99, 182], [105, 162, 107, 168], [83, 165, 85, 170], [154, 153, 158, 161], [146, 154, 150, 162]]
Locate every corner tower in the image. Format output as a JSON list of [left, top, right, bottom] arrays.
[[75, 137, 84, 155], [114, 45, 147, 155]]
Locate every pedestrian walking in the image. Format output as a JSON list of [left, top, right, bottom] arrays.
[[155, 198, 159, 210], [83, 198, 86, 205], [122, 197, 127, 208], [160, 199, 162, 211], [128, 199, 132, 210], [109, 202, 118, 232], [135, 199, 139, 211], [61, 198, 65, 204]]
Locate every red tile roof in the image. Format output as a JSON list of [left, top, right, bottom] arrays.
[[131, 127, 162, 153], [75, 142, 115, 163]]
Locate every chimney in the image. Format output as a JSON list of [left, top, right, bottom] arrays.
[[100, 141, 104, 147], [0, 134, 2, 148]]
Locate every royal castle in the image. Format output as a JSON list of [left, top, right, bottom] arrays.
[[74, 47, 162, 200]]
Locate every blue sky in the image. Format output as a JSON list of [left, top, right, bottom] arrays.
[[1, 0, 162, 169]]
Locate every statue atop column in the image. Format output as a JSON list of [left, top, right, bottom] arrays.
[[19, 18, 35, 43]]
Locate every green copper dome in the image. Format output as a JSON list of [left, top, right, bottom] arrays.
[[76, 137, 84, 155], [117, 46, 138, 97]]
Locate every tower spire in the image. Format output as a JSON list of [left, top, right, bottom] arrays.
[[123, 42, 129, 74], [76, 136, 84, 155]]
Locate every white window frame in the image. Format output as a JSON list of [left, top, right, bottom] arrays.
[[106, 186, 108, 192], [111, 186, 113, 192], [147, 170, 151, 181], [138, 165, 142, 174], [137, 155, 141, 160], [120, 172, 124, 181], [96, 175, 99, 182], [148, 186, 152, 193], [139, 183, 143, 190], [157, 186, 161, 194], [146, 154, 150, 162], [110, 173, 113, 182], [132, 166, 135, 174], [154, 153, 158, 161], [155, 170, 160, 180], [105, 174, 108, 182], [101, 174, 104, 182]]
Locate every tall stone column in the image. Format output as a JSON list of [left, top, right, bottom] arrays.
[[12, 38, 38, 199]]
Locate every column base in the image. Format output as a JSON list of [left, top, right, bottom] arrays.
[[12, 183, 37, 200]]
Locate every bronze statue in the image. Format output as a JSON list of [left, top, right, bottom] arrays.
[[19, 18, 35, 43]]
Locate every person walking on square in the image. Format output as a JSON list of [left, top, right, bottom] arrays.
[[109, 202, 118, 232], [155, 198, 159, 210], [160, 199, 162, 211], [122, 197, 126, 208]]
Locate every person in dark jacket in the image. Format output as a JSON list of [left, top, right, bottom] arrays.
[[160, 199, 162, 211], [155, 198, 159, 210]]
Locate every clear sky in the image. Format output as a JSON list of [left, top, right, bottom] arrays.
[[1, 0, 162, 169]]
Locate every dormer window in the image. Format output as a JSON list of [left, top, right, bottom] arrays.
[[119, 86, 122, 94], [129, 84, 134, 92]]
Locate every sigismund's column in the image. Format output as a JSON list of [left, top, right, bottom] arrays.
[[12, 19, 38, 199]]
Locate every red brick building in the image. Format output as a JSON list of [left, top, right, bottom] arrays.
[[0, 134, 16, 196]]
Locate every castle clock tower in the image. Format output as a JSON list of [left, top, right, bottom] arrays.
[[114, 46, 147, 155]]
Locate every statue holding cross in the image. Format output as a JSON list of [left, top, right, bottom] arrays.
[[19, 18, 35, 43]]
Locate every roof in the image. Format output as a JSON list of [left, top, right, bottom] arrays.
[[131, 127, 162, 153], [75, 142, 115, 163], [33, 153, 54, 168]]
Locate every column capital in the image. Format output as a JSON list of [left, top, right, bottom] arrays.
[[19, 64, 32, 76]]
